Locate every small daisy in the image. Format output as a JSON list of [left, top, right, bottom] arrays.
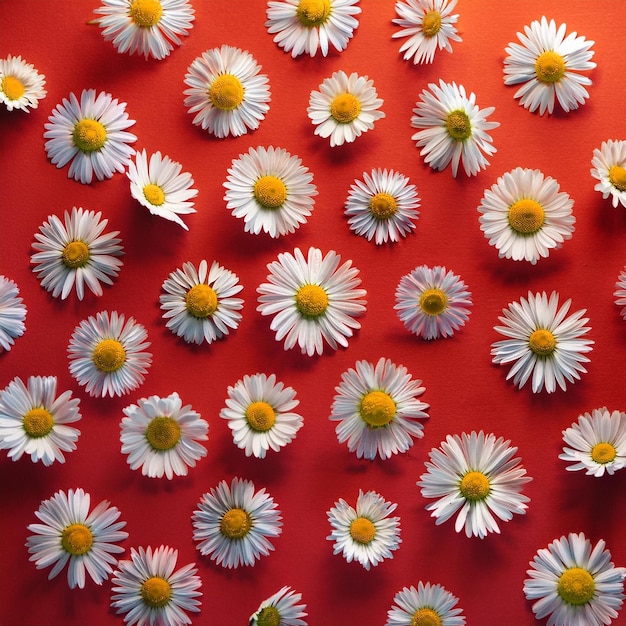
[[265, 0, 361, 58], [418, 431, 531, 539], [26, 487, 128, 589], [386, 581, 466, 626], [0, 54, 46, 112], [523, 532, 626, 626], [491, 291, 594, 394], [330, 357, 429, 461], [184, 45, 271, 139], [307, 70, 385, 147], [159, 259, 243, 345], [249, 586, 307, 626], [0, 375, 81, 466], [394, 265, 472, 340], [503, 16, 596, 116], [615, 266, 626, 320], [68, 310, 152, 398], [0, 276, 27, 352], [591, 140, 626, 209], [256, 246, 367, 356], [224, 145, 317, 238], [192, 477, 282, 569], [44, 89, 137, 184]]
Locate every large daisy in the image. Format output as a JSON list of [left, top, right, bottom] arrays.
[[256, 246, 367, 356], [616, 266, 626, 320], [0, 54, 46, 112], [249, 586, 307, 626], [591, 140, 626, 209], [0, 276, 27, 352], [386, 581, 466, 626], [491, 291, 594, 394]]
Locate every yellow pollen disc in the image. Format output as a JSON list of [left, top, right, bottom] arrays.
[[129, 0, 163, 28], [254, 175, 287, 209], [446, 110, 471, 141], [143, 183, 166, 206], [62, 240, 90, 269], [508, 199, 545, 235], [145, 416, 181, 451], [419, 288, 448, 316], [295, 284, 329, 318], [296, 0, 331, 27], [330, 93, 361, 124], [245, 401, 276, 432], [349, 516, 376, 544], [535, 50, 566, 83], [185, 284, 218, 318], [73, 119, 107, 152], [141, 577, 172, 608], [591, 442, 617, 464], [93, 339, 126, 372], [1, 75, 26, 100], [61, 523, 93, 556], [411, 608, 443, 626], [359, 390, 396, 428], [608, 165, 626, 191], [529, 329, 556, 356], [209, 74, 244, 111], [557, 567, 595, 606], [220, 508, 252, 539], [369, 192, 398, 219], [422, 10, 442, 37], [22, 407, 54, 438], [460, 471, 490, 501], [257, 606, 281, 626]]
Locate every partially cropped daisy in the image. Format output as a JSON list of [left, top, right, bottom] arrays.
[[523, 532, 626, 626], [26, 487, 128, 589], [159, 259, 243, 345], [0, 276, 27, 352], [0, 54, 46, 112], [330, 357, 429, 460], [591, 140, 626, 209], [491, 291, 594, 394], [184, 45, 271, 139], [345, 168, 420, 244], [616, 267, 626, 320], [68, 310, 152, 398], [257, 246, 367, 356], [394, 265, 472, 340], [265, 0, 361, 58], [386, 581, 466, 626], [307, 70, 385, 147], [477, 167, 575, 264], [249, 586, 307, 626], [503, 16, 596, 116], [192, 477, 282, 569], [418, 431, 531, 538], [411, 79, 499, 177]]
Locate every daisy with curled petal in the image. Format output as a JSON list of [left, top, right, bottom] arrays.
[[249, 586, 307, 626], [591, 140, 626, 209], [386, 581, 466, 626], [0, 54, 46, 112], [616, 267, 626, 320], [0, 276, 27, 352]]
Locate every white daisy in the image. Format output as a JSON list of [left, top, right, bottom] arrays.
[[0, 375, 81, 466], [26, 487, 128, 589], [0, 276, 27, 352], [411, 79, 499, 177], [386, 581, 466, 626], [503, 16, 596, 116], [265, 0, 361, 58], [523, 532, 626, 626], [307, 70, 385, 147], [0, 54, 46, 112], [159, 259, 243, 345], [220, 373, 303, 459], [418, 430, 531, 539], [94, 0, 195, 60], [330, 357, 429, 461], [192, 477, 282, 569], [44, 89, 137, 184], [616, 266, 626, 320], [249, 586, 307, 626], [394, 265, 472, 340], [477, 167, 576, 264], [256, 246, 367, 356], [345, 168, 420, 244], [121, 392, 209, 479], [223, 145, 317, 238], [184, 45, 271, 139], [591, 140, 626, 209], [68, 310, 152, 398], [491, 291, 594, 394]]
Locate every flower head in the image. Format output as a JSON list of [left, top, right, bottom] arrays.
[[249, 586, 307, 626], [0, 54, 46, 112], [591, 140, 626, 209], [386, 581, 466, 626], [616, 266, 626, 320], [0, 276, 27, 352]]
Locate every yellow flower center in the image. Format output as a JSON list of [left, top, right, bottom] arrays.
[[359, 390, 396, 428], [73, 119, 107, 152], [330, 93, 361, 124], [446, 110, 471, 141], [369, 192, 398, 219], [22, 407, 54, 438], [209, 74, 244, 111], [220, 508, 252, 539], [591, 442, 617, 464], [535, 50, 566, 83], [296, 0, 331, 27], [411, 608, 443, 626], [62, 240, 90, 269], [245, 401, 276, 432], [61, 523, 93, 556], [257, 607, 281, 626], [460, 471, 490, 501], [295, 284, 329, 318], [529, 329, 556, 356], [92, 339, 126, 372], [254, 175, 287, 209], [608, 165, 626, 192], [557, 567, 595, 606], [1, 75, 25, 100], [145, 416, 181, 451], [508, 199, 545, 235], [349, 517, 376, 544], [143, 183, 166, 206], [141, 576, 172, 608], [422, 10, 442, 37], [129, 0, 163, 28], [185, 284, 218, 318], [419, 288, 448, 316]]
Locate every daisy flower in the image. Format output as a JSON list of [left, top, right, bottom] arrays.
[[591, 140, 626, 209], [265, 0, 361, 58], [327, 489, 401, 570], [329, 357, 429, 461], [256, 246, 367, 356], [616, 266, 626, 320], [0, 376, 81, 466], [159, 259, 243, 345], [386, 581, 466, 626], [184, 45, 271, 139], [418, 431, 531, 539], [394, 265, 472, 340], [121, 392, 209, 479], [491, 291, 594, 394], [523, 532, 626, 626], [345, 168, 420, 244], [220, 373, 303, 459], [0, 54, 46, 112], [68, 310, 152, 398], [249, 586, 307, 626], [477, 167, 575, 264], [111, 545, 202, 626], [0, 276, 27, 352], [94, 0, 195, 60], [26, 487, 128, 589], [223, 145, 317, 238], [503, 16, 596, 116], [192, 477, 282, 569], [307, 70, 385, 147]]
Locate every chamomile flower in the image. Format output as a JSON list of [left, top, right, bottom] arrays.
[[307, 70, 385, 147], [418, 431, 531, 539], [477, 167, 575, 264], [26, 487, 128, 589], [503, 16, 596, 116], [0, 54, 46, 112], [0, 276, 27, 352], [159, 260, 243, 345], [330, 357, 429, 460], [256, 246, 367, 356], [386, 581, 466, 626], [394, 265, 472, 340], [68, 310, 152, 398], [491, 291, 594, 394], [184, 45, 271, 138], [616, 267, 626, 320], [591, 140, 626, 209], [523, 532, 626, 626], [265, 0, 361, 58], [192, 477, 282, 569], [94, 0, 195, 60], [249, 586, 307, 626]]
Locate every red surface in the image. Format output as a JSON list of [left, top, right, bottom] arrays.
[[1, 2, 625, 625]]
